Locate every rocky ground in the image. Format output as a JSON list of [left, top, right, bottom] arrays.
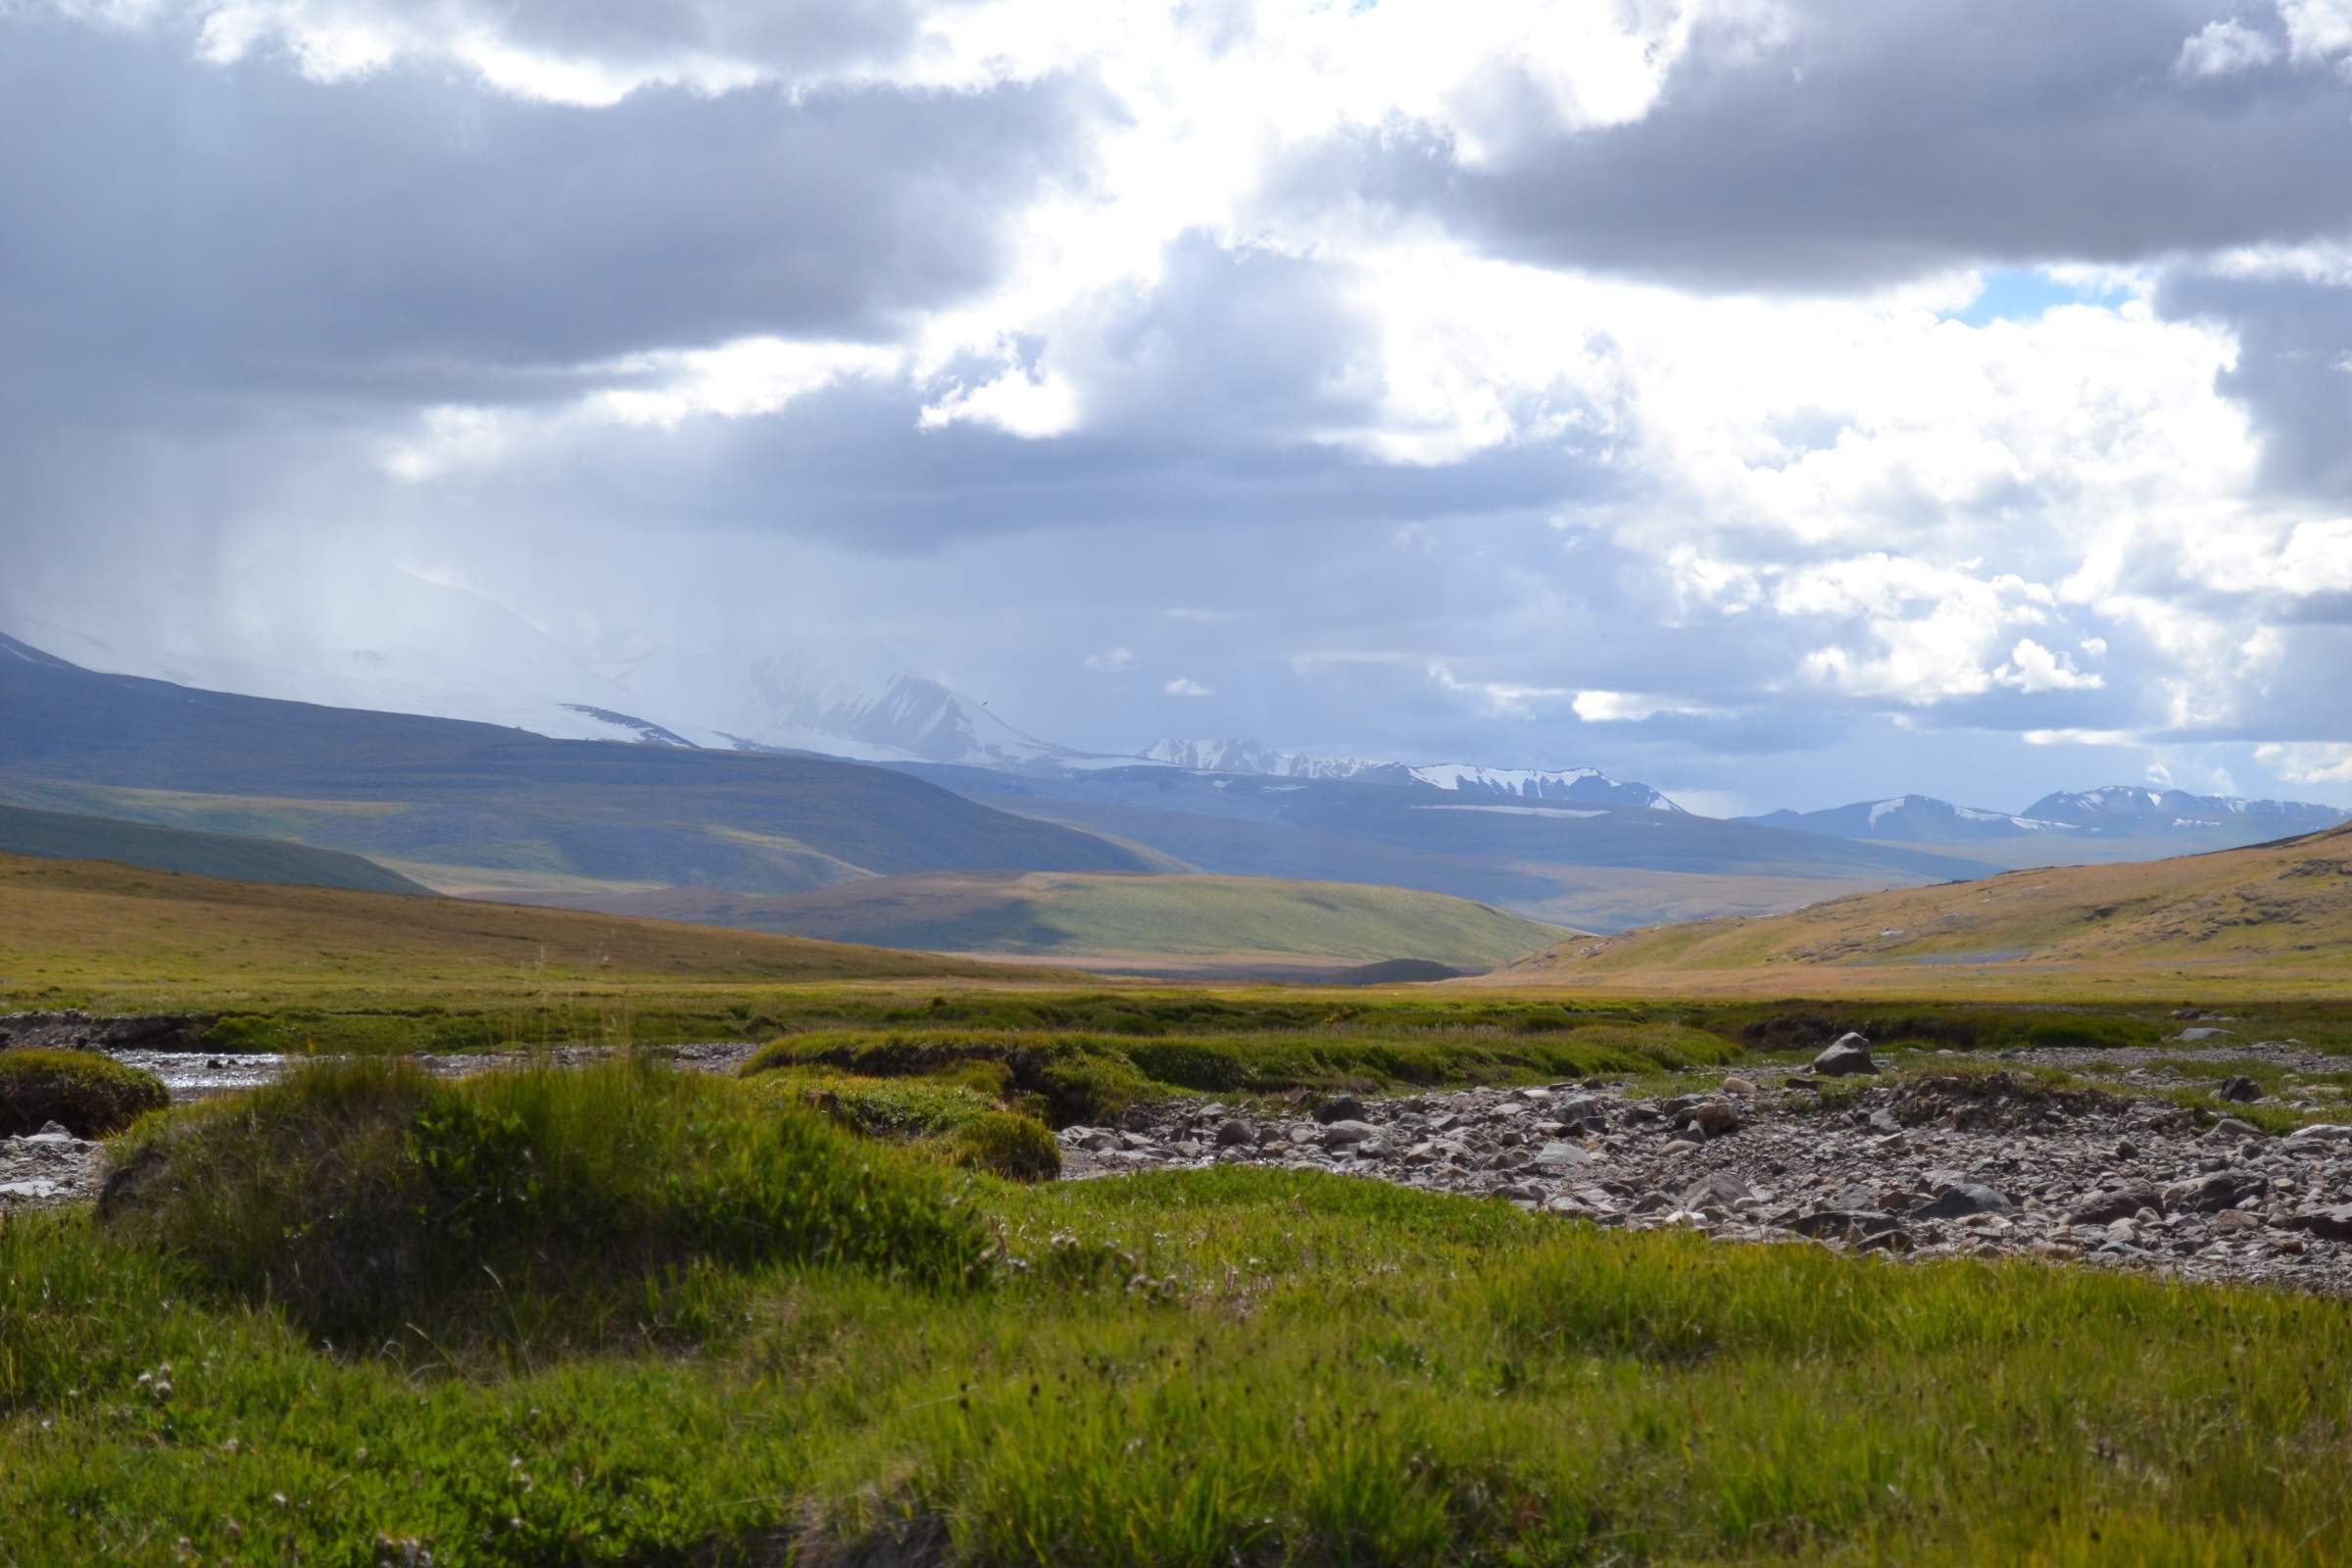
[[1061, 1037, 2352, 1293], [0, 1122, 107, 1209]]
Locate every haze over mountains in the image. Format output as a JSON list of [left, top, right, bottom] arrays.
[[12, 613, 2349, 953]]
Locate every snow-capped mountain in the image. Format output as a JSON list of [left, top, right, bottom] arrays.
[[604, 638, 1115, 770], [1741, 795, 2082, 843], [1141, 739, 1683, 810], [1140, 739, 1399, 781], [1407, 763, 1683, 811], [2023, 787, 2350, 837]]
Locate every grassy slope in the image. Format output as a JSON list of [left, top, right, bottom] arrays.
[[0, 644, 1154, 895], [1496, 821, 2352, 998], [0, 802, 430, 896], [4, 1062, 2349, 1564], [971, 790, 1973, 932], [514, 871, 1576, 968], [0, 852, 1041, 1013]]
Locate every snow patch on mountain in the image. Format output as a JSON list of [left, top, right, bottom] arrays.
[[1141, 740, 1683, 810]]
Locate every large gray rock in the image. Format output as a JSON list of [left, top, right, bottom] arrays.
[[2168, 1171, 2269, 1214], [1530, 1141, 1592, 1171], [2068, 1184, 2162, 1226], [1812, 1033, 1878, 1077], [2283, 1206, 2352, 1242], [1913, 1183, 2012, 1220]]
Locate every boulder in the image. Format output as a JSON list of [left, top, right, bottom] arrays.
[[1913, 1183, 2011, 1220], [2282, 1206, 2352, 1242], [2168, 1171, 2268, 1214], [1530, 1141, 1592, 1171], [1687, 1101, 1741, 1138], [1812, 1034, 1878, 1077], [2067, 1183, 2163, 1226]]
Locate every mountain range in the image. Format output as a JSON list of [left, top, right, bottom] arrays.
[[7, 602, 2347, 935]]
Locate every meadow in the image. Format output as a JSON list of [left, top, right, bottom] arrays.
[[7, 1055, 2352, 1566], [8, 852, 2352, 1562]]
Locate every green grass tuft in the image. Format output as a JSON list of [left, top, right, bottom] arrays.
[[96, 1056, 996, 1350], [0, 1049, 168, 1138], [945, 1110, 1062, 1182]]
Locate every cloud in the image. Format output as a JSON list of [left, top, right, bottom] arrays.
[[1995, 637, 2103, 693], [2256, 740, 2352, 781], [6, 0, 2352, 819], [2175, 19, 2280, 77], [1571, 690, 1721, 722], [1163, 675, 1214, 697]]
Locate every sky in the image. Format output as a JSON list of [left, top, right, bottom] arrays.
[[4, 0, 2352, 816]]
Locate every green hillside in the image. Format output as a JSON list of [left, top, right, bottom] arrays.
[[519, 871, 1576, 969], [0, 802, 429, 896], [0, 636, 1153, 896]]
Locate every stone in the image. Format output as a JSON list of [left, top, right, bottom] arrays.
[[1681, 1171, 1751, 1211], [1687, 1101, 1741, 1137], [1788, 1209, 1904, 1241], [1312, 1096, 1366, 1125], [1530, 1141, 1592, 1171], [1812, 1034, 1878, 1077], [2282, 1206, 2352, 1242], [2169, 1171, 2269, 1214], [2067, 1184, 2162, 1226], [1913, 1183, 2012, 1220]]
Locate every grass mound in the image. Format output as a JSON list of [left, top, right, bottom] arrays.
[[0, 1049, 167, 1137], [746, 1022, 1736, 1126], [946, 1110, 1061, 1182], [97, 1055, 994, 1346]]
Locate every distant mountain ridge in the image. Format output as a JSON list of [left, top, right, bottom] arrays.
[[1142, 738, 1684, 811], [1745, 786, 2346, 849]]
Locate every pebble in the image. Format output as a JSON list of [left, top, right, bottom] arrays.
[[1058, 1061, 2352, 1294]]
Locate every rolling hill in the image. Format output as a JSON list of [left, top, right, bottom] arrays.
[[892, 760, 1993, 932], [0, 633, 1152, 897], [0, 851, 1036, 1011], [496, 871, 1576, 973], [1494, 821, 2352, 997], [0, 802, 429, 896]]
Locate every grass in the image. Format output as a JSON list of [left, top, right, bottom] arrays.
[[96, 1057, 996, 1349], [3, 1125, 2349, 1564], [746, 1020, 1740, 1126], [562, 870, 1575, 969], [0, 1049, 168, 1138], [1501, 819, 2352, 998]]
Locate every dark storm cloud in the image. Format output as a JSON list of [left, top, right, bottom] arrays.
[[2157, 269, 2352, 503], [426, 233, 1623, 550], [1281, 0, 2352, 291], [0, 14, 1095, 414]]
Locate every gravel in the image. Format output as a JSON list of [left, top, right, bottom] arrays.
[[1060, 1068, 2352, 1293]]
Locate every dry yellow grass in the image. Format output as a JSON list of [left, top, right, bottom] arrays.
[[0, 851, 1049, 1012], [1488, 821, 2352, 1000]]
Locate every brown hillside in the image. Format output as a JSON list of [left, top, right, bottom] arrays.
[[1491, 822, 2352, 999]]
